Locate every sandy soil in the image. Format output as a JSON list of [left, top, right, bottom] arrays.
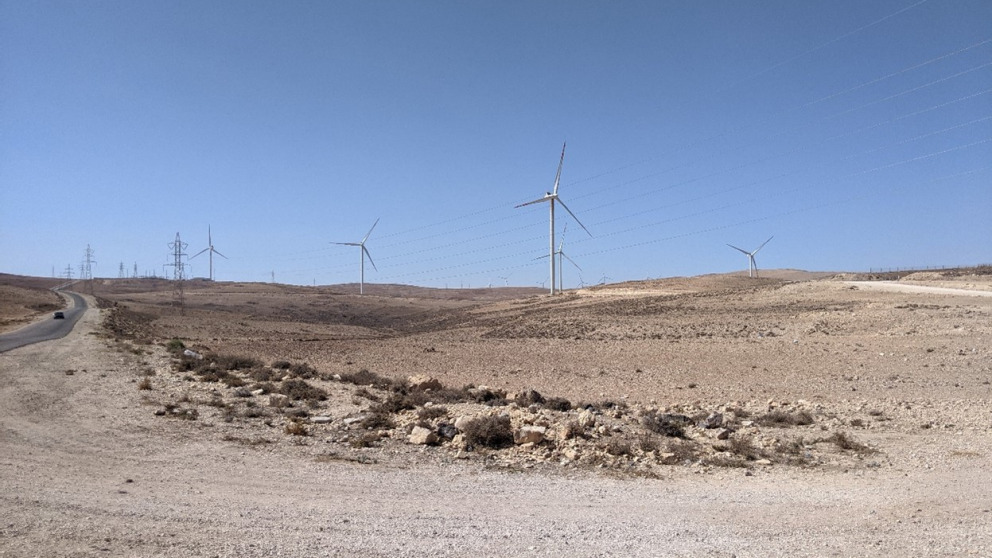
[[1, 271, 991, 556]]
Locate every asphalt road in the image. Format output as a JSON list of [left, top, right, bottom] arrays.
[[0, 291, 87, 353]]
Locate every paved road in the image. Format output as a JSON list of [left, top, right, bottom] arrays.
[[0, 291, 87, 353]]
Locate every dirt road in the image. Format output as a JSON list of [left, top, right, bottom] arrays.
[[846, 281, 992, 297], [2, 295, 991, 556]]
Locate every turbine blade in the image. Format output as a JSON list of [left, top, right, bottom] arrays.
[[515, 195, 551, 208], [362, 218, 380, 244], [208, 225, 212, 245], [561, 252, 582, 271], [332, 242, 361, 246], [363, 246, 378, 272], [727, 244, 750, 255], [753, 235, 774, 255], [191, 247, 209, 259], [555, 197, 591, 237], [552, 141, 566, 196], [213, 248, 228, 259]]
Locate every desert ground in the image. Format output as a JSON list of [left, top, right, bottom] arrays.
[[1, 268, 990, 556]]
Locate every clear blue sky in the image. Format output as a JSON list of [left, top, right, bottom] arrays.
[[2, 1, 990, 287]]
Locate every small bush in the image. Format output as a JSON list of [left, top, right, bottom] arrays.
[[666, 439, 697, 462], [360, 411, 395, 430], [825, 431, 875, 454], [417, 406, 448, 420], [248, 368, 278, 382], [166, 338, 186, 353], [601, 438, 634, 457], [215, 354, 263, 371], [638, 434, 661, 454], [461, 415, 514, 449], [272, 360, 292, 370], [137, 377, 152, 390], [514, 389, 545, 406], [756, 410, 814, 427], [543, 397, 572, 412], [289, 362, 319, 379], [354, 387, 381, 402], [339, 369, 399, 389], [284, 419, 308, 436], [280, 379, 327, 402], [372, 392, 429, 414], [727, 435, 763, 460], [642, 412, 690, 438]]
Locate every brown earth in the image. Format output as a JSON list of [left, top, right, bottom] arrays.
[[1, 269, 991, 556]]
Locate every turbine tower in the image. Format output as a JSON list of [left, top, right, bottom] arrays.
[[727, 236, 773, 278], [515, 142, 590, 295], [191, 226, 227, 281], [536, 223, 582, 292], [333, 219, 379, 295]]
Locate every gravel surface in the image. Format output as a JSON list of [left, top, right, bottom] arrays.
[[2, 275, 992, 556]]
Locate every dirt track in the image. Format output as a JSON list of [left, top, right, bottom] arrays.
[[2, 273, 991, 556]]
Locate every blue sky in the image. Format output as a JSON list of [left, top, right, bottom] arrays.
[[2, 1, 990, 288]]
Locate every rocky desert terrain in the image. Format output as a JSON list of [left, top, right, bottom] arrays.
[[1, 268, 990, 556]]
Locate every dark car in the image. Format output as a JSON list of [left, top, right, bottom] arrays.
[[53, 311, 65, 319]]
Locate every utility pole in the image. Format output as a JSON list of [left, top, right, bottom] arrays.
[[82, 244, 96, 294], [165, 233, 188, 315], [119, 262, 126, 279], [64, 264, 73, 281], [133, 262, 138, 279]]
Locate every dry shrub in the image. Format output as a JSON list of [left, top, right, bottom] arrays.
[[289, 362, 319, 379], [280, 379, 327, 402], [284, 419, 308, 436], [417, 405, 448, 420], [350, 431, 383, 448], [271, 360, 291, 370], [642, 411, 690, 438], [560, 420, 585, 441], [354, 387, 381, 402], [638, 434, 661, 454], [339, 369, 399, 389], [137, 377, 152, 390], [462, 415, 514, 449], [824, 431, 875, 454], [666, 439, 697, 463], [727, 435, 764, 460], [360, 412, 395, 430], [543, 397, 572, 412], [249, 368, 278, 382], [514, 389, 545, 406], [756, 410, 814, 427], [601, 438, 634, 457]]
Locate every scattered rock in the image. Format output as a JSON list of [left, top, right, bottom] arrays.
[[514, 425, 547, 445], [578, 410, 597, 428], [311, 416, 332, 424], [407, 374, 442, 391], [408, 426, 438, 445], [701, 412, 723, 429]]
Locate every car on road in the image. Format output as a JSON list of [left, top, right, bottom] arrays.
[[53, 311, 65, 319]]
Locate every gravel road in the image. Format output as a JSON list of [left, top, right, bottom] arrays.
[[2, 294, 991, 557]]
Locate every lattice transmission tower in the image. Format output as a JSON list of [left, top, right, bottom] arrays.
[[165, 233, 188, 314], [82, 244, 96, 293]]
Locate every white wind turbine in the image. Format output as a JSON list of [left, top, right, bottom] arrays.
[[191, 226, 227, 281], [515, 142, 591, 295], [333, 219, 379, 295], [727, 236, 773, 278]]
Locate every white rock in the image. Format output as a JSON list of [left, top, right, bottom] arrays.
[[310, 416, 332, 424], [514, 425, 546, 445], [578, 410, 596, 428], [408, 374, 442, 391], [408, 426, 438, 445]]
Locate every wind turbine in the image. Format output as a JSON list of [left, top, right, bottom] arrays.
[[536, 223, 582, 292], [191, 226, 227, 281], [333, 219, 379, 295], [727, 236, 773, 278], [515, 142, 591, 295]]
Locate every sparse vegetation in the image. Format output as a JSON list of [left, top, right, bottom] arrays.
[[461, 415, 514, 449], [641, 411, 690, 438], [756, 410, 814, 427], [137, 377, 152, 390]]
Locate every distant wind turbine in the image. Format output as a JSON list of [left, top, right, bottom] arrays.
[[191, 226, 227, 281], [515, 142, 591, 295], [333, 219, 379, 295], [536, 223, 582, 292], [727, 236, 773, 278]]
